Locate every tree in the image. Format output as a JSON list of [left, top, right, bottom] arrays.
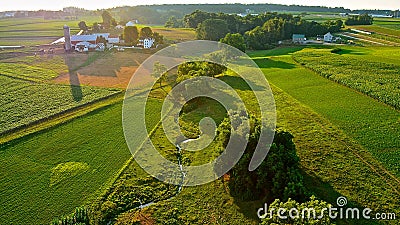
[[217, 113, 306, 202], [151, 61, 168, 91], [323, 20, 344, 33], [165, 16, 181, 28], [96, 35, 107, 45], [92, 22, 100, 33], [123, 26, 139, 45], [220, 33, 246, 52], [152, 32, 164, 45], [140, 27, 153, 39], [102, 10, 114, 28], [176, 61, 227, 84], [196, 19, 229, 41], [78, 21, 88, 31], [183, 10, 214, 28], [345, 13, 373, 26]]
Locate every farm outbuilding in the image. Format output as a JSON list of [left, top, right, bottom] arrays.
[[324, 32, 334, 42], [292, 34, 306, 44]]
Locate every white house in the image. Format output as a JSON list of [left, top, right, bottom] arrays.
[[139, 38, 155, 48], [126, 21, 135, 27], [324, 32, 334, 42]]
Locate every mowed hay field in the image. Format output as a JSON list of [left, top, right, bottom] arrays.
[[53, 51, 153, 89], [0, 98, 162, 224]]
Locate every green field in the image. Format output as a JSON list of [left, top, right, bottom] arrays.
[[292, 47, 400, 109], [0, 16, 99, 46], [1, 12, 400, 224], [249, 47, 400, 179], [95, 69, 400, 224], [0, 99, 162, 224]]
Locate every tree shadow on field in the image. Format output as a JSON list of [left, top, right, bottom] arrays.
[[64, 54, 83, 102], [253, 58, 296, 69], [332, 48, 367, 55], [218, 75, 267, 91]]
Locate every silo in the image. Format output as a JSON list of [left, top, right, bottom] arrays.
[[63, 25, 72, 52]]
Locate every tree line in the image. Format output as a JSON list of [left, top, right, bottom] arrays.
[[180, 11, 344, 50]]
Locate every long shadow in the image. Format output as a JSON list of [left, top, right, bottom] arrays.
[[218, 75, 267, 91], [64, 54, 83, 102], [253, 58, 297, 69], [333, 49, 367, 55]]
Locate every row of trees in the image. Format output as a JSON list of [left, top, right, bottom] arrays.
[[123, 26, 163, 46], [345, 13, 373, 25], [183, 11, 343, 49], [186, 11, 344, 50]]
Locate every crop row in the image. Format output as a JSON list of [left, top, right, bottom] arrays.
[[293, 48, 400, 110], [0, 75, 120, 134]]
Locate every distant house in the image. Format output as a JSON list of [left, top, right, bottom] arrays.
[[126, 21, 135, 27], [292, 34, 306, 44], [115, 25, 124, 29], [324, 32, 334, 42], [138, 38, 155, 49]]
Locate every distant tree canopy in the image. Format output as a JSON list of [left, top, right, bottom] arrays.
[[101, 10, 117, 28], [220, 33, 246, 52], [78, 21, 88, 31], [345, 13, 373, 26], [96, 35, 107, 45], [187, 10, 344, 50], [123, 26, 139, 45], [139, 26, 154, 39], [165, 16, 183, 28], [92, 22, 101, 33], [176, 61, 227, 83], [196, 19, 229, 41], [123, 26, 163, 46]]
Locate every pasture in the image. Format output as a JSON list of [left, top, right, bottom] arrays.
[[96, 69, 400, 224]]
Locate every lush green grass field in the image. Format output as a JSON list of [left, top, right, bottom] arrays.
[[0, 99, 162, 224], [249, 46, 400, 178], [102, 73, 399, 224]]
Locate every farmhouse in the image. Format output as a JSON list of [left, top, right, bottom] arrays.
[[138, 38, 155, 48], [126, 21, 139, 26], [292, 34, 306, 44], [324, 32, 334, 42]]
